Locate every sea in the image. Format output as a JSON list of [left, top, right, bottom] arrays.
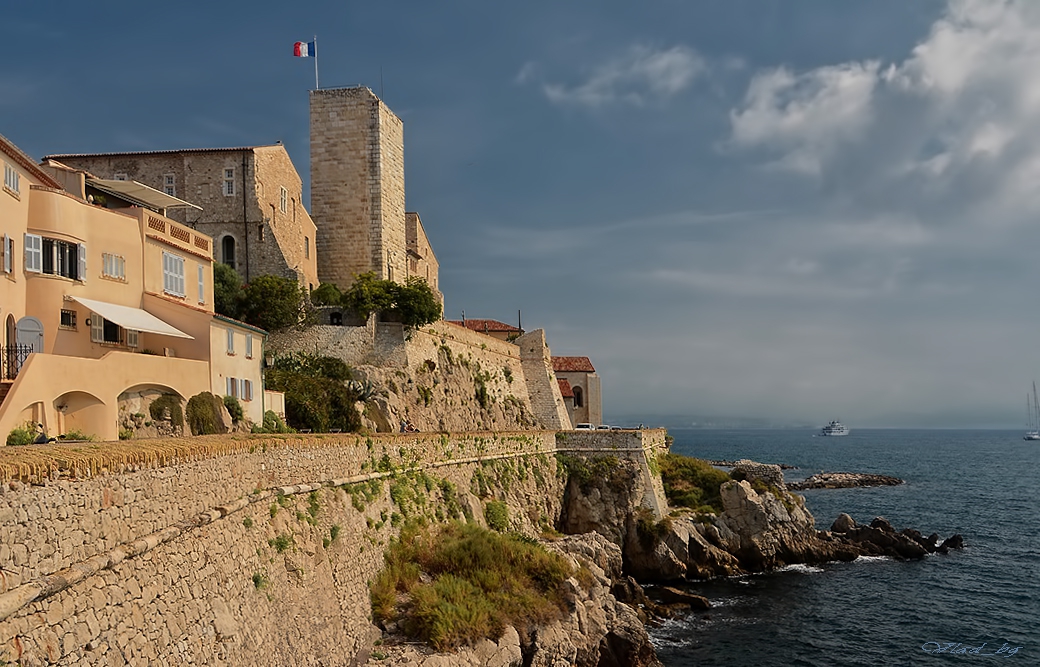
[[648, 428, 1038, 666]]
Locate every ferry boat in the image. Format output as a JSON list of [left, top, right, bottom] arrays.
[[820, 420, 850, 436]]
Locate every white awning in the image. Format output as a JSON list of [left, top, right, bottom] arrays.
[[86, 178, 203, 212], [70, 296, 194, 339]]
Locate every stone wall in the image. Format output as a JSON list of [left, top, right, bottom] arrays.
[[518, 330, 573, 431], [311, 87, 408, 289], [0, 429, 667, 665], [268, 321, 572, 433]]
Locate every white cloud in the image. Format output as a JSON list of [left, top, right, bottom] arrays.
[[729, 61, 880, 175], [539, 44, 705, 108], [730, 0, 1040, 209]]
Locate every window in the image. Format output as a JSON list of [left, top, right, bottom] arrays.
[[60, 310, 77, 330], [226, 328, 235, 354], [279, 186, 288, 213], [198, 265, 205, 303], [226, 376, 237, 397], [246, 334, 253, 359], [162, 251, 186, 296], [3, 234, 12, 274], [305, 236, 310, 259], [240, 379, 253, 401], [223, 168, 235, 196], [221, 235, 236, 270], [573, 386, 584, 408], [90, 313, 123, 345], [3, 163, 19, 196], [24, 234, 42, 273], [102, 253, 126, 280], [113, 173, 128, 181], [24, 235, 83, 280], [163, 174, 176, 197], [126, 330, 139, 348]]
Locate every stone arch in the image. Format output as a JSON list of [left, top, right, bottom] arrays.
[[118, 384, 186, 437], [53, 391, 107, 438], [572, 386, 584, 409]]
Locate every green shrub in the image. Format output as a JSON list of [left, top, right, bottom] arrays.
[[223, 394, 244, 422], [269, 533, 294, 553], [657, 453, 731, 513], [556, 454, 624, 491], [370, 522, 572, 651], [6, 422, 36, 446], [149, 393, 184, 429], [59, 429, 94, 442], [310, 282, 342, 306], [185, 392, 226, 435], [484, 501, 509, 532], [118, 428, 134, 441], [265, 354, 360, 433]]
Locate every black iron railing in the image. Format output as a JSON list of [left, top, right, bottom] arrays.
[[0, 344, 33, 380]]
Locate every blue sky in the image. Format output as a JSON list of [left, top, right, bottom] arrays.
[[8, 0, 1040, 427]]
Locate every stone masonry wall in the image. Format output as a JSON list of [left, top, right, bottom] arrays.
[[0, 429, 667, 665], [518, 329, 573, 431], [311, 87, 407, 289]]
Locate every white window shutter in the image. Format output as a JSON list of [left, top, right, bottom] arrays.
[[91, 313, 104, 343], [127, 330, 139, 348], [78, 243, 87, 282], [3, 235, 10, 273], [226, 377, 234, 396]]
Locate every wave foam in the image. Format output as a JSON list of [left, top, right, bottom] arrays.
[[777, 563, 824, 574]]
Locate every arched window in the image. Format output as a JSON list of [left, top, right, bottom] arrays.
[[221, 235, 236, 270], [573, 386, 584, 408]]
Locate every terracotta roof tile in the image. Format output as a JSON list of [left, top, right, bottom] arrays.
[[552, 356, 596, 372], [557, 378, 574, 398], [446, 319, 522, 333]]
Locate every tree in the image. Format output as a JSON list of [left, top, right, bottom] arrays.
[[391, 277, 442, 329], [310, 282, 342, 306], [339, 273, 441, 329], [265, 352, 362, 432], [340, 272, 395, 321], [214, 263, 244, 318], [240, 275, 303, 331]]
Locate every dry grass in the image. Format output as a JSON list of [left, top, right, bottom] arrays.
[[371, 521, 573, 651]]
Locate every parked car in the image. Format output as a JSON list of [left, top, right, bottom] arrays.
[[574, 423, 595, 430]]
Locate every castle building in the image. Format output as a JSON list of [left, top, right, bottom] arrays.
[[310, 87, 441, 301], [42, 145, 319, 290], [552, 356, 602, 427], [0, 132, 273, 441]]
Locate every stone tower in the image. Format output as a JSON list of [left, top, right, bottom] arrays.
[[310, 87, 407, 288]]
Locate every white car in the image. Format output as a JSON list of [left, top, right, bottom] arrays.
[[574, 423, 596, 430]]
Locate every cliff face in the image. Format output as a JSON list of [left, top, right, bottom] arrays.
[[558, 458, 962, 586]]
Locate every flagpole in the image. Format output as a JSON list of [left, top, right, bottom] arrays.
[[313, 35, 319, 90]]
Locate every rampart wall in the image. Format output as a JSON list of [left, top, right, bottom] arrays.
[[0, 429, 668, 666]]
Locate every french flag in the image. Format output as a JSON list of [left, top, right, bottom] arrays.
[[293, 41, 315, 57]]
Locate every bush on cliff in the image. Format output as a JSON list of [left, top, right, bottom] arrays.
[[370, 521, 572, 651], [658, 453, 731, 514]]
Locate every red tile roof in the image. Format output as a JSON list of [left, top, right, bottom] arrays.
[[552, 356, 596, 372], [557, 378, 574, 398], [446, 319, 522, 333]]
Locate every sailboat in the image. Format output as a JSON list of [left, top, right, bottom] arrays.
[[1025, 383, 1040, 440]]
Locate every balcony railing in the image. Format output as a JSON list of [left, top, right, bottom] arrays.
[[1, 344, 33, 380]]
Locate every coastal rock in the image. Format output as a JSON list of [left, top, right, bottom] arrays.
[[649, 586, 711, 610], [788, 472, 903, 490], [828, 514, 964, 559]]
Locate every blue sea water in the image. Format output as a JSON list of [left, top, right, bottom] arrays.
[[650, 429, 1039, 666]]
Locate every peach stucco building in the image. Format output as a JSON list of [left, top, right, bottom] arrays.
[[0, 133, 270, 443]]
